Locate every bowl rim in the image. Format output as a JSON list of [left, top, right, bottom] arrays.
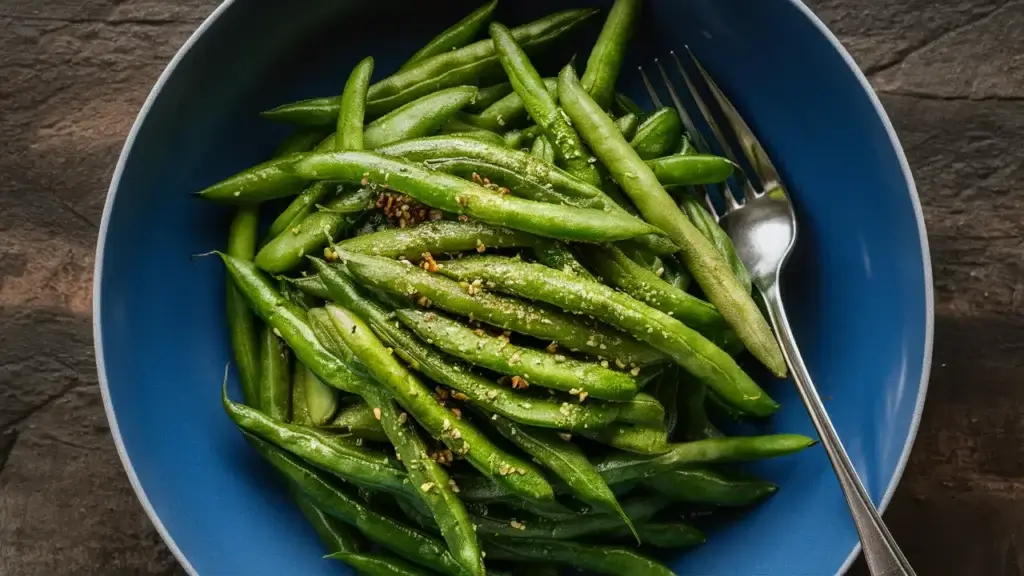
[[92, 1, 934, 574]]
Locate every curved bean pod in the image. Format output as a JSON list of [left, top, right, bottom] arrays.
[[580, 0, 640, 110], [293, 491, 365, 555], [292, 151, 661, 242], [329, 551, 435, 576], [630, 108, 683, 160], [247, 436, 470, 576], [224, 386, 408, 495], [226, 207, 261, 406], [491, 22, 600, 188], [644, 467, 779, 507], [678, 191, 752, 294], [595, 434, 817, 485], [484, 414, 636, 538], [364, 86, 479, 149], [466, 82, 513, 113], [311, 260, 622, 432], [335, 250, 664, 366], [472, 78, 557, 132], [337, 57, 374, 151], [484, 539, 673, 576], [438, 256, 776, 416], [559, 65, 787, 376], [325, 304, 555, 505], [399, 0, 499, 71], [647, 153, 736, 186], [396, 309, 639, 401], [334, 219, 538, 259], [261, 9, 597, 123]]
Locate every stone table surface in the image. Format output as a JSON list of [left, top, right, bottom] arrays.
[[0, 0, 1021, 574]]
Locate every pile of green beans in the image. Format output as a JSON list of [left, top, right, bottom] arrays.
[[198, 2, 814, 574]]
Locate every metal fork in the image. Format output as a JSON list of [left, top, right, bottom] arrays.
[[641, 51, 916, 576]]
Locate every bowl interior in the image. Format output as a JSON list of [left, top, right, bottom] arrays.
[[96, 0, 931, 574]]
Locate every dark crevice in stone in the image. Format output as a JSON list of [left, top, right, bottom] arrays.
[[0, 428, 19, 475], [878, 90, 1024, 103], [863, 1, 1012, 76]]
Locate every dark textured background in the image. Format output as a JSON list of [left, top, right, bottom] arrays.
[[0, 0, 1021, 574]]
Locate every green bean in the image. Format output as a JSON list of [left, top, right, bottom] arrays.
[[577, 244, 730, 338], [678, 371, 725, 440], [262, 10, 597, 123], [336, 220, 536, 259], [324, 304, 555, 505], [442, 113, 496, 135], [466, 82, 513, 113], [613, 93, 644, 117], [292, 151, 660, 242], [378, 136, 601, 202], [474, 497, 660, 541], [254, 189, 372, 273], [438, 256, 777, 416], [196, 155, 307, 203], [400, 0, 499, 71], [473, 78, 557, 133], [660, 253, 693, 292], [259, 324, 292, 420], [532, 239, 594, 280], [223, 387, 409, 494], [501, 124, 544, 149], [644, 467, 778, 507], [613, 113, 639, 140], [327, 399, 388, 442], [219, 253, 370, 396], [484, 539, 673, 576], [294, 490, 366, 555], [629, 108, 683, 160], [376, 136, 679, 256], [558, 65, 788, 377], [290, 275, 332, 300], [647, 154, 735, 186], [334, 250, 663, 366], [678, 192, 752, 294], [321, 307, 485, 575], [365, 86, 479, 149], [613, 392, 664, 426], [247, 436, 469, 576], [290, 360, 311, 425], [311, 260, 622, 432], [396, 309, 639, 402], [612, 522, 705, 549], [530, 135, 555, 163], [583, 422, 669, 454], [427, 159, 577, 207], [275, 128, 334, 156], [265, 135, 340, 240], [452, 129, 510, 148], [595, 434, 816, 485], [581, 0, 639, 110], [490, 23, 600, 187], [226, 207, 261, 406], [337, 57, 374, 151], [485, 414, 636, 539], [329, 551, 436, 576], [650, 367, 679, 438], [297, 362, 339, 426]]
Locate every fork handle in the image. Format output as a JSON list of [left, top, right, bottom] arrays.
[[761, 285, 916, 576]]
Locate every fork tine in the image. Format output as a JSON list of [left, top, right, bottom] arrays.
[[668, 52, 743, 168], [637, 66, 664, 109], [685, 47, 783, 192], [651, 57, 739, 212], [653, 59, 710, 154]]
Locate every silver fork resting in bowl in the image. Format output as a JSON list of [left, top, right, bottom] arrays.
[[640, 51, 916, 576]]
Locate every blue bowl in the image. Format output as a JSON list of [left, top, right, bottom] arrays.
[[94, 0, 933, 574]]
